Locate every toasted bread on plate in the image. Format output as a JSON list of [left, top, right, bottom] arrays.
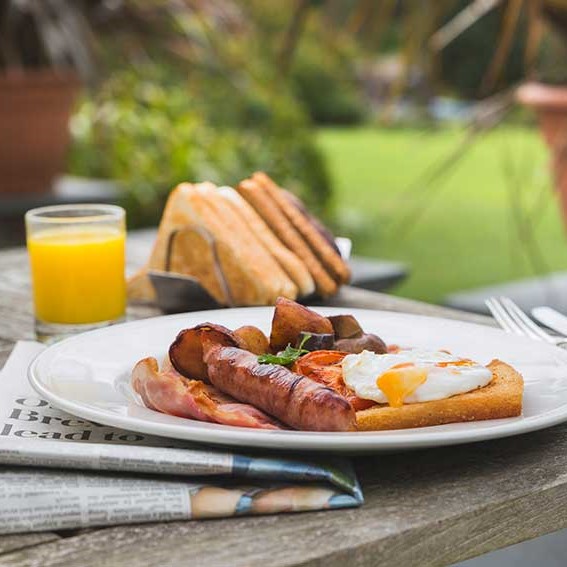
[[356, 359, 523, 431]]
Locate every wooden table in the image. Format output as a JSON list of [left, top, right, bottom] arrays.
[[1, 237, 566, 567]]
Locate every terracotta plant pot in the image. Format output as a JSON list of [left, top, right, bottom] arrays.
[[0, 71, 81, 196], [517, 82, 567, 226]]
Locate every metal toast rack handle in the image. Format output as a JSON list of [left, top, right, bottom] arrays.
[[148, 225, 234, 313]]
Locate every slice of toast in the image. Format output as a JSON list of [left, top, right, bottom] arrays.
[[127, 182, 209, 303], [237, 177, 338, 296], [127, 268, 157, 302], [217, 186, 315, 297], [128, 183, 293, 306], [147, 182, 209, 274], [169, 225, 231, 305], [183, 184, 292, 305], [128, 173, 348, 304], [355, 359, 523, 431], [195, 185, 298, 302], [252, 172, 351, 285]]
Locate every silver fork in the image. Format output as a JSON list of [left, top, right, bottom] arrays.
[[486, 296, 567, 349]]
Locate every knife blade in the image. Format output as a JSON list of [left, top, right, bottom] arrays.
[[531, 306, 567, 338]]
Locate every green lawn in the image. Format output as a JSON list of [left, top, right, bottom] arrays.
[[317, 125, 567, 304]]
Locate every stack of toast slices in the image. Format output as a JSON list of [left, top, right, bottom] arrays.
[[128, 172, 351, 306]]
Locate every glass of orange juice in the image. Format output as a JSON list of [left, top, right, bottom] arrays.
[[25, 204, 126, 342]]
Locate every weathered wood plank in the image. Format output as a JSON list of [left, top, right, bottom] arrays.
[[0, 245, 161, 344], [0, 534, 59, 557], [0, 339, 16, 369], [0, 249, 34, 343], [0, 234, 564, 567], [0, 249, 489, 345], [3, 427, 567, 567], [324, 285, 492, 326]]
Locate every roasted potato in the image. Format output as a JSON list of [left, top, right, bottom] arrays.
[[169, 323, 238, 380], [328, 314, 364, 339], [296, 331, 335, 352], [269, 297, 334, 352], [334, 333, 387, 355], [234, 325, 269, 355]]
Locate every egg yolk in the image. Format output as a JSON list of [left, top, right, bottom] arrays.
[[435, 358, 474, 368], [376, 363, 427, 408]]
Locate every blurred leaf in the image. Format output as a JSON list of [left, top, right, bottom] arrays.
[[524, 0, 544, 72], [481, 0, 524, 93], [430, 0, 503, 51]]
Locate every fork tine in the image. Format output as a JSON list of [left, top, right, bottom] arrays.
[[485, 298, 526, 336], [499, 297, 556, 344], [499, 306, 542, 341], [485, 298, 507, 330], [496, 297, 544, 341]]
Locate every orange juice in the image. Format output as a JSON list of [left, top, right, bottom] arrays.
[[28, 228, 126, 324]]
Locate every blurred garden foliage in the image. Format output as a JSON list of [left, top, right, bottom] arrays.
[[68, 0, 357, 225], [438, 0, 528, 98], [67, 0, 563, 227], [288, 23, 367, 124], [69, 61, 329, 226]]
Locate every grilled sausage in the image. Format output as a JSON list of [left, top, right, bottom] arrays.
[[203, 344, 356, 432]]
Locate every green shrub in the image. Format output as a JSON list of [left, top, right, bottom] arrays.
[[535, 28, 567, 85], [68, 62, 331, 226], [291, 55, 366, 125], [439, 1, 528, 98], [290, 19, 366, 125], [240, 0, 366, 125], [65, 0, 338, 226]]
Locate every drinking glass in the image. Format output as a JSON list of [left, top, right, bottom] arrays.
[[25, 204, 126, 342]]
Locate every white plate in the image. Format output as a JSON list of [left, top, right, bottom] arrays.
[[28, 307, 567, 453]]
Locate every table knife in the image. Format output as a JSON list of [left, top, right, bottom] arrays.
[[531, 306, 567, 338]]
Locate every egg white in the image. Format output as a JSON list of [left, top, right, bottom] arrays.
[[341, 349, 493, 404]]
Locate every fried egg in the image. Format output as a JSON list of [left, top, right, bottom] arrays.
[[341, 349, 493, 407]]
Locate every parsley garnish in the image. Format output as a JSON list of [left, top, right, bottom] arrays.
[[258, 333, 312, 366]]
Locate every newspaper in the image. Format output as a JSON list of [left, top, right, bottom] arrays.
[[0, 342, 363, 534]]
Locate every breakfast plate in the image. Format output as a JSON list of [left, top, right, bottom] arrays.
[[28, 307, 567, 453]]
